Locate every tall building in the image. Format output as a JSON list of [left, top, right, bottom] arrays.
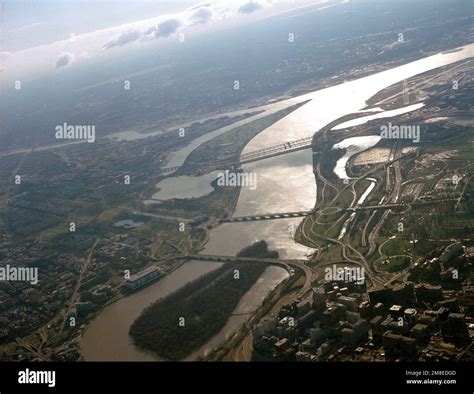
[[124, 266, 162, 290], [440, 313, 471, 346], [382, 331, 418, 360]]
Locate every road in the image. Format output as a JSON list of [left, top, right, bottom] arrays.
[[59, 238, 101, 334]]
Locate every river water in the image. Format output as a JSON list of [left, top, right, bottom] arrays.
[[185, 266, 289, 360], [80, 260, 288, 361], [333, 135, 382, 180], [80, 261, 221, 361], [80, 44, 474, 361], [331, 102, 425, 130], [201, 44, 473, 257], [152, 171, 221, 200]]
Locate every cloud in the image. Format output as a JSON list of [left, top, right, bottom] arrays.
[[102, 30, 142, 50], [238, 0, 269, 14], [5, 0, 280, 77], [77, 1, 267, 54], [0, 51, 11, 62], [8, 23, 41, 34], [149, 18, 182, 38], [101, 18, 183, 51], [190, 6, 214, 25], [55, 52, 74, 68], [188, 3, 212, 11], [0, 52, 9, 72]]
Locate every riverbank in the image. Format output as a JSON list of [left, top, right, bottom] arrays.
[[129, 261, 267, 360], [80, 261, 221, 361], [79, 45, 474, 361]]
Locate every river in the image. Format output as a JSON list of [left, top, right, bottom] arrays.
[[185, 266, 289, 360], [80, 44, 474, 361], [80, 261, 221, 361], [80, 260, 288, 361]]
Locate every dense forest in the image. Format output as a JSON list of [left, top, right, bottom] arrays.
[[129, 261, 267, 360]]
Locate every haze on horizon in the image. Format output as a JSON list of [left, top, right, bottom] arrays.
[[0, 0, 330, 82]]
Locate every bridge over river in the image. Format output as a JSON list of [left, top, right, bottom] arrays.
[[219, 210, 316, 223], [185, 254, 314, 295], [157, 136, 313, 176], [218, 197, 455, 223]]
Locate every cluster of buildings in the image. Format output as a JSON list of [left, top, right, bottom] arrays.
[[124, 266, 162, 291], [0, 231, 140, 353], [0, 240, 82, 341], [75, 284, 114, 316], [252, 244, 473, 362], [0, 218, 171, 361], [410, 242, 469, 286], [252, 279, 371, 361]]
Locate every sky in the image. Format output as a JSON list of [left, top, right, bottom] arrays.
[[0, 0, 329, 81]]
